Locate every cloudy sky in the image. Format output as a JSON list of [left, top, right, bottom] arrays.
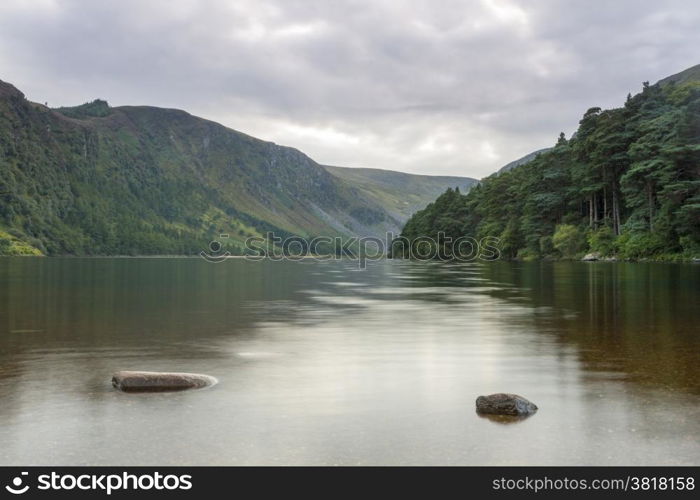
[[0, 0, 698, 178]]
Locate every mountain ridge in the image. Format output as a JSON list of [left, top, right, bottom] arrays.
[[495, 148, 552, 175], [657, 63, 700, 86], [0, 78, 475, 255], [324, 165, 476, 226]]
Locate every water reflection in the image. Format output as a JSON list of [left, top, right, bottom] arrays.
[[0, 258, 698, 465], [476, 413, 534, 425], [476, 261, 700, 395]]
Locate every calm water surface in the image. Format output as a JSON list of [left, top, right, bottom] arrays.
[[0, 258, 698, 465]]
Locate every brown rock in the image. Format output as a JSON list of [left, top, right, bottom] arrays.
[[112, 371, 217, 392], [476, 393, 538, 416]]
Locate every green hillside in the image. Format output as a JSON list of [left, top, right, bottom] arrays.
[[397, 66, 700, 261], [324, 165, 476, 230], [658, 63, 700, 87], [496, 148, 551, 175], [0, 79, 474, 256]]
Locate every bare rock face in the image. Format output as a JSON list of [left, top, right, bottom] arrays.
[[112, 371, 217, 392], [475, 393, 538, 416]]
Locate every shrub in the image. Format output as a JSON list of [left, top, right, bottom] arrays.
[[552, 224, 586, 258], [516, 247, 538, 261], [679, 235, 700, 257], [539, 235, 555, 256], [615, 232, 666, 259], [587, 226, 616, 256]]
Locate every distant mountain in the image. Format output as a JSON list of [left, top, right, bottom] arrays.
[[0, 78, 475, 255], [657, 63, 700, 86], [496, 148, 551, 175], [324, 166, 476, 229]]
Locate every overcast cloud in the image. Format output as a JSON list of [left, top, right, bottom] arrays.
[[0, 0, 698, 177]]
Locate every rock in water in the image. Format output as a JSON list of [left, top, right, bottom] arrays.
[[475, 393, 538, 416], [581, 252, 601, 261], [112, 371, 217, 392]]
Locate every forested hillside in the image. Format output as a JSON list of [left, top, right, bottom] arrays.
[[398, 66, 700, 260], [0, 79, 473, 256]]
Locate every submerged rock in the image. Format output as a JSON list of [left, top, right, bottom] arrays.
[[112, 371, 217, 392], [476, 393, 538, 416]]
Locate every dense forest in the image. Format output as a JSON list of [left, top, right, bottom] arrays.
[[397, 69, 700, 261]]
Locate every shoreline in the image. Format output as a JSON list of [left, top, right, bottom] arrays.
[[1, 254, 698, 264]]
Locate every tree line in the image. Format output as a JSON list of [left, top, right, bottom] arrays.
[[397, 78, 700, 260]]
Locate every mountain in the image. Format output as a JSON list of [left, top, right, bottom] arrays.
[[323, 166, 476, 230], [657, 63, 700, 86], [397, 65, 700, 261], [496, 148, 551, 175], [0, 79, 474, 255]]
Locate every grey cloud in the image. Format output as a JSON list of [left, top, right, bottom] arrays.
[[0, 0, 697, 177]]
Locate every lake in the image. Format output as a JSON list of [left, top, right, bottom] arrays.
[[0, 257, 698, 465]]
